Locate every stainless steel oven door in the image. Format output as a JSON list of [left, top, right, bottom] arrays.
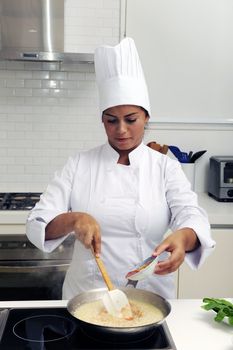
[[0, 260, 70, 301]]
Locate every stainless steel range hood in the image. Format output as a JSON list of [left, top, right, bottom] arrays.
[[0, 0, 93, 63]]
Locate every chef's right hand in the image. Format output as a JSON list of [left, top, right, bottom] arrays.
[[73, 212, 101, 255]]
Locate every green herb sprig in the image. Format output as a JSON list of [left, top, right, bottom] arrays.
[[202, 298, 233, 325]]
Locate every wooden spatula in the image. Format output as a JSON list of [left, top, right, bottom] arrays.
[[92, 250, 132, 319]]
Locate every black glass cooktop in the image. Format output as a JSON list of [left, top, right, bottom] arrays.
[[0, 307, 176, 350]]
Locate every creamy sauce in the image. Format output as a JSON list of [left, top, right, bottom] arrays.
[[73, 299, 164, 327]]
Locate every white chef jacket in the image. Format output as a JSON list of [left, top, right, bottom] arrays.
[[26, 142, 215, 300]]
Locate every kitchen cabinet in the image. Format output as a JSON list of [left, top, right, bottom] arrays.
[[125, 0, 233, 124], [178, 228, 233, 298], [0, 212, 28, 235], [0, 224, 25, 235]]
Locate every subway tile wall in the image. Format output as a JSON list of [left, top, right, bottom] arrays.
[[65, 0, 121, 52], [0, 0, 121, 192]]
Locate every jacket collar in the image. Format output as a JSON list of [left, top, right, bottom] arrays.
[[103, 142, 146, 167]]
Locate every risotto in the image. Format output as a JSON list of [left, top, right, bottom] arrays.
[[73, 298, 164, 327]]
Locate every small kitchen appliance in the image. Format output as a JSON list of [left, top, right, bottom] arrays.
[[208, 156, 233, 202]]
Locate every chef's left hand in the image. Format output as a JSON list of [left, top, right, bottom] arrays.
[[152, 228, 200, 275]]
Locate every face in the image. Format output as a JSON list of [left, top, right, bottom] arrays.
[[102, 105, 149, 153]]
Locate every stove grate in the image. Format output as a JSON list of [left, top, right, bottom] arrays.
[[0, 192, 41, 210]]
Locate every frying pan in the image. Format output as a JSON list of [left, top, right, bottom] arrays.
[[67, 287, 171, 343]]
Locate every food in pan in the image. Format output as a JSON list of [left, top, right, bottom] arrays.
[[73, 299, 164, 327]]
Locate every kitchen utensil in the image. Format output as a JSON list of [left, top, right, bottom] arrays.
[[161, 144, 169, 154], [168, 145, 182, 159], [92, 250, 132, 319], [147, 141, 161, 152], [190, 150, 207, 163], [179, 152, 189, 163], [147, 142, 169, 154], [168, 146, 189, 163], [125, 255, 159, 281], [188, 151, 193, 162], [67, 287, 171, 342]]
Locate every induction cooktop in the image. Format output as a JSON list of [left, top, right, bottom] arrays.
[[0, 307, 177, 350]]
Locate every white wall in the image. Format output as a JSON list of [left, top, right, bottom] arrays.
[[0, 0, 232, 194]]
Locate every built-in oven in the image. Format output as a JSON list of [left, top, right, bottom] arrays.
[[0, 193, 74, 301], [0, 234, 74, 301]]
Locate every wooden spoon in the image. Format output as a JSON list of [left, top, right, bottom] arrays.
[[92, 249, 132, 319]]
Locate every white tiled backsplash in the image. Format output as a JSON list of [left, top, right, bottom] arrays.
[[0, 0, 121, 192], [0, 61, 106, 192], [64, 0, 121, 53]]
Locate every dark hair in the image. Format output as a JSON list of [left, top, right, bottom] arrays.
[[140, 107, 149, 117], [102, 105, 149, 119]]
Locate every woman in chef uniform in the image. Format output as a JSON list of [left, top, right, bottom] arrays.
[[26, 38, 215, 300]]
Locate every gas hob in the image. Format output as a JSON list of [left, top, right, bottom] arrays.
[[0, 193, 41, 210], [0, 307, 177, 349]]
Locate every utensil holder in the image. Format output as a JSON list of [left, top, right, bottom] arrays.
[[181, 163, 195, 190]]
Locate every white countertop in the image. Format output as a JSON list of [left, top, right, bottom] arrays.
[[0, 192, 232, 229], [198, 193, 233, 227], [0, 299, 232, 350], [166, 299, 233, 350]]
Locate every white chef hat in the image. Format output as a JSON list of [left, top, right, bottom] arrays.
[[94, 37, 151, 116]]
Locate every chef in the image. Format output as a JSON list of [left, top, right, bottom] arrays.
[[26, 37, 215, 300]]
